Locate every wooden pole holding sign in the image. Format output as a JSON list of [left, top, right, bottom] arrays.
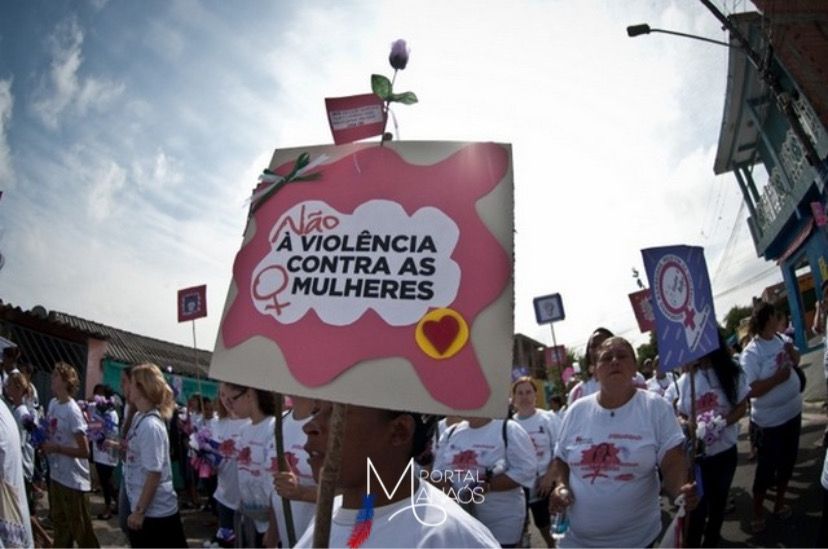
[[688, 363, 698, 472], [685, 362, 698, 542], [274, 394, 297, 547], [313, 402, 347, 548], [179, 284, 208, 410], [191, 320, 204, 411], [549, 324, 566, 389], [549, 323, 559, 357]]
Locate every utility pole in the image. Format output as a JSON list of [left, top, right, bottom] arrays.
[[698, 0, 823, 170]]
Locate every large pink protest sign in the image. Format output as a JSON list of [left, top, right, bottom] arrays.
[[210, 142, 513, 417]]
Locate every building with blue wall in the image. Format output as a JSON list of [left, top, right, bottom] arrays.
[[714, 9, 828, 350]]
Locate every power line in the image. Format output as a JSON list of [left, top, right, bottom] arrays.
[[712, 198, 747, 284], [713, 265, 780, 299], [700, 176, 729, 239], [708, 182, 731, 239]]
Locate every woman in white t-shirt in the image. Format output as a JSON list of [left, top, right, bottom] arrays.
[[208, 383, 251, 547], [567, 328, 647, 408], [433, 415, 461, 455], [511, 376, 560, 548], [124, 363, 187, 547], [267, 395, 317, 548], [223, 383, 278, 548], [645, 358, 680, 401], [5, 371, 52, 547], [432, 415, 537, 547], [90, 383, 120, 521], [117, 366, 137, 536], [5, 373, 35, 487], [0, 394, 33, 548], [674, 335, 748, 547], [566, 327, 612, 406], [739, 302, 803, 533], [41, 362, 100, 548], [549, 337, 697, 548], [296, 402, 499, 548]]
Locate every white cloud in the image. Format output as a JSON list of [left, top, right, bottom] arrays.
[[0, 78, 13, 187], [88, 160, 127, 221], [45, 144, 127, 222], [89, 0, 110, 11], [30, 18, 124, 129], [130, 150, 183, 193], [75, 77, 124, 116], [144, 20, 185, 61]]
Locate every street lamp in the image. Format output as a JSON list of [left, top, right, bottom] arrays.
[[626, 23, 733, 48], [626, 1, 823, 169]]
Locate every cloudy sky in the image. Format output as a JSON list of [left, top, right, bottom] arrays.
[[0, 0, 773, 356]]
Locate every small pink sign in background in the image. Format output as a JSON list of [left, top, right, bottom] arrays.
[[629, 288, 656, 333], [178, 284, 207, 323]]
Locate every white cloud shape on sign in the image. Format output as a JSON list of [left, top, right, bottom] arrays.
[[251, 199, 461, 326]]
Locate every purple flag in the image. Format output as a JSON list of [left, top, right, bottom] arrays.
[[642, 245, 718, 372]]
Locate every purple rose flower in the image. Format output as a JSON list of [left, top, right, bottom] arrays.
[[389, 39, 409, 70]]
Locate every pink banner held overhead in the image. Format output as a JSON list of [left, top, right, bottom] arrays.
[[629, 287, 656, 333], [545, 345, 568, 367], [178, 285, 207, 323], [325, 94, 386, 145]]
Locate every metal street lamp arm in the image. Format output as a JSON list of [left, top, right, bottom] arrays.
[[650, 28, 732, 48], [628, 24, 734, 48]]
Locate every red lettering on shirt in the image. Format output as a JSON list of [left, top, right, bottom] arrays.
[[451, 449, 480, 471], [237, 446, 252, 467], [608, 433, 642, 441], [696, 392, 719, 414], [579, 443, 621, 484]]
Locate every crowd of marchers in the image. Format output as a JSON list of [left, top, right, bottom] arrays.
[[1, 297, 827, 548]]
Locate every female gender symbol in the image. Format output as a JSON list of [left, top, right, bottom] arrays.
[[655, 256, 697, 329], [252, 265, 291, 316]]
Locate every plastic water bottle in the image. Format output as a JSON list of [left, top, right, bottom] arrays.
[[550, 511, 569, 541], [550, 488, 570, 541]]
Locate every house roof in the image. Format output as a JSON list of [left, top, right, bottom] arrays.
[[713, 12, 769, 175], [0, 301, 211, 377]]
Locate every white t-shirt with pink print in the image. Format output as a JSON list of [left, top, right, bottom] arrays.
[[514, 410, 560, 501], [674, 367, 749, 457], [237, 416, 277, 533], [740, 335, 802, 427], [432, 419, 536, 545], [46, 398, 91, 491], [270, 411, 316, 546], [554, 390, 685, 548]]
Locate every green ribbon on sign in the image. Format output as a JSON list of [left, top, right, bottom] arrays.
[[250, 152, 323, 214]]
